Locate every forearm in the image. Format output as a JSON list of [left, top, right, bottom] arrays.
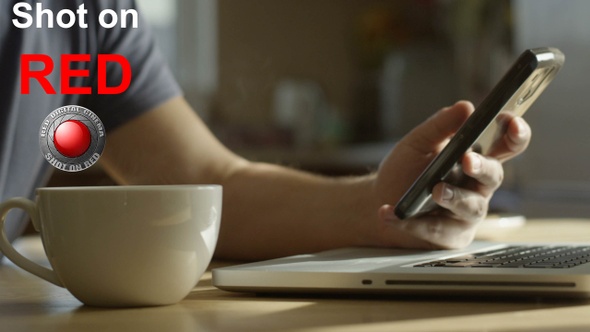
[[216, 161, 380, 260], [100, 97, 382, 261]]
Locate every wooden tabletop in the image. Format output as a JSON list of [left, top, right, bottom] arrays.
[[2, 218, 590, 332]]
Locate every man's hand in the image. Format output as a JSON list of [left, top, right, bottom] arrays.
[[371, 101, 531, 250]]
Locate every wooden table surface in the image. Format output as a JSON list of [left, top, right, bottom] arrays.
[[2, 219, 590, 332]]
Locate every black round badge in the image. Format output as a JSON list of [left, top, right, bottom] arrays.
[[39, 105, 106, 172]]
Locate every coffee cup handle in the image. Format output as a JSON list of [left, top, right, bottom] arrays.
[[0, 197, 64, 287]]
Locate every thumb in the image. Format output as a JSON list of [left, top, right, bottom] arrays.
[[404, 101, 474, 152]]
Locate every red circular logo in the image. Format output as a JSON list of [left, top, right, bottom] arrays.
[[39, 105, 106, 172]]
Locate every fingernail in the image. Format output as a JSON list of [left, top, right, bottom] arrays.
[[442, 184, 454, 201], [514, 118, 528, 141], [384, 206, 396, 221], [470, 154, 481, 173]]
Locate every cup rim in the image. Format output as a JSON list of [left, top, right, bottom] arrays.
[[36, 184, 221, 192]]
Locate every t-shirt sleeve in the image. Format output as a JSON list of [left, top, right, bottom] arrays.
[[82, 0, 182, 131]]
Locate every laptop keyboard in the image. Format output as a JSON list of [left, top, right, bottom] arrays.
[[415, 245, 590, 269]]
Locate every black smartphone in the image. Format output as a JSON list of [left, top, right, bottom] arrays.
[[394, 47, 565, 220]]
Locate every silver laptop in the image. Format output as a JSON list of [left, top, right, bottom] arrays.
[[213, 241, 590, 298]]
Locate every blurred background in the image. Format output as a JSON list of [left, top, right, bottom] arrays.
[[51, 0, 590, 219]]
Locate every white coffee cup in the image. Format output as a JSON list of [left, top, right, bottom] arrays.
[[0, 185, 222, 307]]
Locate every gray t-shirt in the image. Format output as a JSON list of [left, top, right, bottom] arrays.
[[0, 1, 182, 245]]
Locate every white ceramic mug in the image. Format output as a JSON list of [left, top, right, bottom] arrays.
[[0, 185, 222, 307]]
